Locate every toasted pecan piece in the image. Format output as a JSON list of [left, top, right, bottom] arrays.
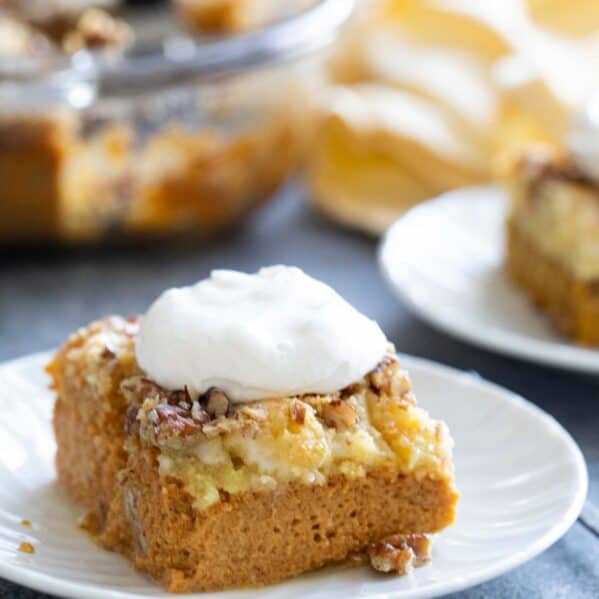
[[202, 387, 231, 419], [151, 404, 208, 440], [368, 533, 432, 575], [290, 400, 307, 424], [321, 400, 357, 430]]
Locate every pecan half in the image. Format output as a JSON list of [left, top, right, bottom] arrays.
[[201, 387, 231, 418], [369, 355, 401, 392]]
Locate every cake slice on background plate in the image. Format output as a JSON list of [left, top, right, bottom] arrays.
[[506, 137, 599, 345]]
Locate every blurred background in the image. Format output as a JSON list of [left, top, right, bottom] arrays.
[[3, 0, 598, 246], [0, 2, 598, 597]]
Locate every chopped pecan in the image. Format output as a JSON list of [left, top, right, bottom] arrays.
[[124, 404, 140, 434], [371, 365, 412, 399], [321, 400, 357, 430], [122, 377, 169, 404], [201, 387, 231, 418], [290, 400, 306, 424], [387, 533, 432, 566], [340, 382, 361, 399], [191, 400, 210, 423], [151, 404, 205, 439], [238, 405, 267, 421], [168, 386, 193, 409], [101, 345, 116, 360], [367, 533, 432, 575], [369, 356, 392, 390], [369, 369, 387, 392], [368, 542, 413, 574]]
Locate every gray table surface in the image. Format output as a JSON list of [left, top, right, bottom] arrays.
[[1, 185, 597, 598]]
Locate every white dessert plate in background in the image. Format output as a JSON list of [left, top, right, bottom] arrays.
[[0, 351, 587, 599], [379, 185, 599, 374]]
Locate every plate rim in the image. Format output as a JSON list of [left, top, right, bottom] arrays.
[[0, 350, 589, 599], [378, 185, 599, 375]]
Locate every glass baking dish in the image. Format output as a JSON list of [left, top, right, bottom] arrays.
[[0, 0, 353, 243]]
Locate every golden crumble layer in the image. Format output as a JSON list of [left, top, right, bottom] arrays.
[[123, 355, 453, 510], [509, 150, 599, 280], [49, 316, 454, 511]]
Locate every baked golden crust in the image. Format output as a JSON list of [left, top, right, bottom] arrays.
[[506, 151, 599, 345], [50, 317, 458, 591]]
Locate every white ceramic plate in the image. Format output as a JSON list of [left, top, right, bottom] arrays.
[[0, 351, 587, 599], [379, 186, 599, 374]]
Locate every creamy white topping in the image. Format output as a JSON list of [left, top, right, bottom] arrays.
[[569, 94, 599, 181], [136, 266, 388, 402]]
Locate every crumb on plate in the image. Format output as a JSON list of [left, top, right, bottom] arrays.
[[18, 542, 35, 554]]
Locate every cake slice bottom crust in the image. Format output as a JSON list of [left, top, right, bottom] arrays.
[[120, 447, 457, 593], [506, 219, 599, 345]]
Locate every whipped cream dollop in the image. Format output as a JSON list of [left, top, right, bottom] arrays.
[[568, 94, 599, 181], [136, 266, 388, 403]]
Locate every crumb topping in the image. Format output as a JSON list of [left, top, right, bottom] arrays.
[[124, 350, 453, 510], [49, 317, 454, 511], [121, 353, 418, 451], [511, 151, 599, 279]]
